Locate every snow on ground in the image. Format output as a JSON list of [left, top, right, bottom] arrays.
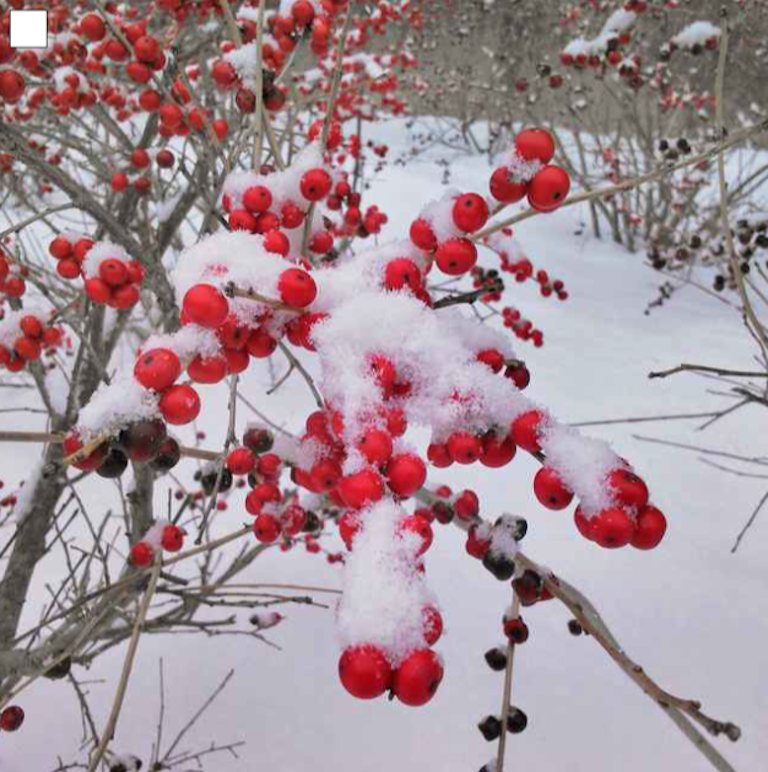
[[1, 119, 767, 771]]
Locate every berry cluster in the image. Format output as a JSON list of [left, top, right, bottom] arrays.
[[50, 236, 145, 309], [130, 521, 186, 567], [0, 311, 64, 373]]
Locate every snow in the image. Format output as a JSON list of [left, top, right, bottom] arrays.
[[672, 21, 721, 49], [563, 8, 637, 58], [1, 119, 767, 772]]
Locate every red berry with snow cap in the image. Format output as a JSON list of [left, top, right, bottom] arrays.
[[480, 432, 517, 467], [398, 514, 433, 556], [510, 410, 547, 454], [607, 468, 649, 510], [409, 218, 437, 251], [489, 168, 528, 203], [339, 645, 392, 700], [338, 469, 385, 509], [384, 258, 422, 292], [447, 432, 482, 465], [423, 606, 443, 645], [356, 428, 393, 467]]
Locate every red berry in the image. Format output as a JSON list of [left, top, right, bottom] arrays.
[[489, 167, 528, 203], [300, 168, 332, 201], [310, 458, 343, 492], [384, 258, 422, 292], [243, 184, 273, 213], [0, 706, 25, 732], [19, 316, 43, 339], [527, 166, 570, 212], [427, 442, 452, 468], [515, 129, 556, 164], [182, 284, 229, 328], [338, 510, 362, 550], [187, 354, 227, 384], [447, 432, 482, 465], [452, 193, 489, 233], [574, 506, 595, 540], [159, 384, 201, 425], [130, 541, 155, 567], [630, 505, 667, 550], [247, 326, 278, 358], [161, 524, 184, 552], [130, 148, 150, 169], [398, 513, 433, 555], [80, 13, 107, 41], [423, 606, 443, 645], [253, 513, 281, 543], [263, 229, 290, 256], [226, 447, 256, 475], [49, 237, 73, 260], [591, 508, 635, 549], [504, 363, 531, 390], [281, 504, 307, 536], [387, 454, 427, 498], [356, 428, 393, 466], [337, 469, 384, 509], [435, 238, 477, 276], [510, 410, 547, 454], [278, 268, 317, 308], [111, 284, 140, 310], [339, 645, 392, 700], [14, 337, 41, 361], [480, 432, 517, 468], [99, 258, 129, 287], [410, 218, 437, 251], [0, 70, 25, 103], [393, 649, 444, 707], [606, 468, 649, 510], [466, 523, 490, 559], [58, 259, 82, 280], [134, 348, 181, 391], [533, 467, 574, 510], [62, 433, 107, 472], [454, 489, 479, 520]]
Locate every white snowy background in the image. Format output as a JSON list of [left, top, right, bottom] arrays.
[[0, 119, 766, 771]]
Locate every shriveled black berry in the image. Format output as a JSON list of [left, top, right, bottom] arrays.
[[119, 419, 166, 463], [302, 511, 321, 533], [96, 448, 128, 479], [568, 619, 584, 636], [44, 655, 72, 680], [243, 426, 274, 454], [507, 707, 528, 734], [200, 465, 233, 495], [149, 438, 181, 473], [478, 715, 501, 741], [484, 647, 507, 671], [483, 551, 516, 581], [432, 501, 454, 525]]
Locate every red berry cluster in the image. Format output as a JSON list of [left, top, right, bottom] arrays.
[[49, 236, 145, 309], [130, 522, 186, 567], [0, 312, 63, 373]]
